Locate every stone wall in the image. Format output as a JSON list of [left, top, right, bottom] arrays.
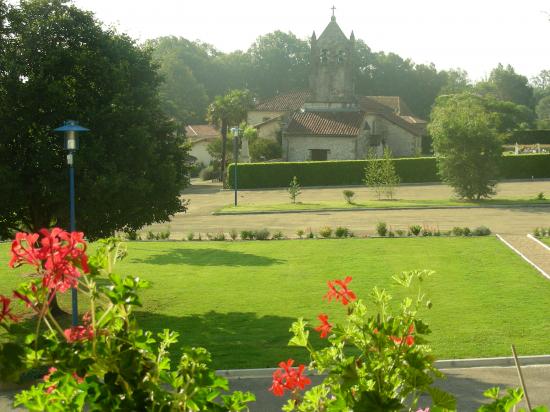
[[247, 111, 284, 126], [285, 135, 358, 161], [190, 140, 213, 166]]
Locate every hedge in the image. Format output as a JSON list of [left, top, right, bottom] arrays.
[[227, 154, 550, 189]]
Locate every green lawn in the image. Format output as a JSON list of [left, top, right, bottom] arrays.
[[216, 198, 550, 214], [542, 238, 550, 247], [1, 237, 550, 369]]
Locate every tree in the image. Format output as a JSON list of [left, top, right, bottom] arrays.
[[439, 68, 471, 95], [363, 149, 384, 200], [380, 148, 400, 200], [207, 89, 252, 181], [536, 96, 550, 129], [0, 0, 189, 238], [288, 176, 301, 204], [155, 53, 209, 126], [475, 64, 534, 108], [428, 94, 502, 200], [249, 138, 282, 162]]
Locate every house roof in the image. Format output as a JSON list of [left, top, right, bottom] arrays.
[[185, 125, 219, 141], [254, 90, 310, 111], [286, 111, 364, 137], [254, 91, 426, 136]]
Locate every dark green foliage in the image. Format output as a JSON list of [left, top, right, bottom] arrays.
[[409, 225, 422, 236], [504, 130, 550, 144], [227, 154, 550, 188], [254, 229, 270, 240], [335, 227, 351, 238], [472, 226, 492, 236], [249, 138, 282, 162], [376, 222, 388, 237], [0, 1, 189, 238]]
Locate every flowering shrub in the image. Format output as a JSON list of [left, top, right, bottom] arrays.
[[272, 270, 457, 411], [0, 228, 255, 411]]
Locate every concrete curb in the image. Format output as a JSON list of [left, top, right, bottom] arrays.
[[216, 355, 550, 379], [213, 203, 550, 216], [496, 234, 550, 281], [528, 234, 550, 252]]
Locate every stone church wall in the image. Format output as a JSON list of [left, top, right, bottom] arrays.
[[375, 117, 419, 157], [285, 135, 357, 161]]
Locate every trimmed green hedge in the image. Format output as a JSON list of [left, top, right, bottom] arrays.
[[227, 154, 550, 189]]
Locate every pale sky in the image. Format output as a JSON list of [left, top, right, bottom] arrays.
[[46, 1, 550, 81]]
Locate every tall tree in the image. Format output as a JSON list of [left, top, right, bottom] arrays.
[[207, 89, 252, 181], [475, 64, 534, 108], [429, 93, 502, 200], [536, 96, 550, 129], [0, 0, 189, 239], [247, 31, 309, 98]]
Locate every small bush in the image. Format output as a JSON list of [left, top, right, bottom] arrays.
[[288, 176, 301, 204], [206, 233, 213, 240], [534, 227, 542, 237], [433, 229, 441, 237], [124, 230, 140, 241], [255, 229, 270, 240], [421, 227, 433, 237], [199, 166, 216, 181], [472, 226, 491, 236], [395, 229, 406, 237], [229, 229, 238, 240], [462, 227, 471, 237], [319, 226, 333, 238], [342, 190, 355, 204], [187, 232, 195, 241], [213, 232, 226, 241], [376, 222, 388, 237], [197, 234, 202, 241], [409, 225, 422, 236], [451, 227, 464, 236], [158, 230, 170, 240], [307, 229, 315, 239], [272, 231, 285, 240], [335, 226, 350, 238], [536, 192, 546, 200], [388, 231, 395, 238], [240, 230, 255, 240], [296, 229, 305, 239], [146, 231, 156, 240]]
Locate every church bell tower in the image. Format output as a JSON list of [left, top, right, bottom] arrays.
[[309, 10, 356, 104]]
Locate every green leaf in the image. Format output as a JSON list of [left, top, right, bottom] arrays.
[[428, 386, 457, 410], [288, 317, 309, 347]]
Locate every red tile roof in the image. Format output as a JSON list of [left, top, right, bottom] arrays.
[[185, 125, 219, 141], [286, 111, 364, 136], [254, 90, 311, 111]]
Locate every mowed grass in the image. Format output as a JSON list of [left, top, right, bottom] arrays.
[[1, 237, 550, 369], [217, 198, 550, 214], [542, 238, 550, 247]]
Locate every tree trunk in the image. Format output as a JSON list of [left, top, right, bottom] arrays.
[[220, 120, 228, 182]]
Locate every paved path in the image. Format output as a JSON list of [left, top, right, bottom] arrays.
[[498, 234, 550, 278], [146, 180, 550, 239], [227, 365, 550, 411]]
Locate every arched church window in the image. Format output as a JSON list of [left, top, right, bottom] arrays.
[[320, 49, 328, 64]]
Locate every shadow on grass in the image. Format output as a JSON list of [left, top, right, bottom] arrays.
[[135, 310, 312, 369], [130, 248, 285, 267]]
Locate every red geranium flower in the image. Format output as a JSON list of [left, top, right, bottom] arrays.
[[324, 276, 356, 305], [64, 325, 94, 342], [0, 295, 18, 323], [10, 228, 89, 294], [314, 313, 332, 338], [391, 323, 415, 347], [269, 359, 311, 396]]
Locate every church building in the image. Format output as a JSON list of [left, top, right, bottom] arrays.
[[247, 13, 427, 161]]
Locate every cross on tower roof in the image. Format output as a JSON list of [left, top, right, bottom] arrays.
[[331, 5, 336, 16]]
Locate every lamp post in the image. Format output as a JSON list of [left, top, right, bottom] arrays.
[[231, 127, 241, 207], [54, 120, 90, 327]]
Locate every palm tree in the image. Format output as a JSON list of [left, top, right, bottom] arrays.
[[207, 89, 252, 182]]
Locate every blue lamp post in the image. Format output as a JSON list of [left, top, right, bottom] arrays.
[[231, 127, 241, 207], [54, 120, 90, 327]]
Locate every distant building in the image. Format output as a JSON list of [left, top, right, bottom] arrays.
[[185, 125, 219, 166], [247, 14, 426, 161]]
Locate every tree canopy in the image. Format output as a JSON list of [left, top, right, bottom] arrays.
[[428, 93, 502, 200], [0, 0, 189, 239]]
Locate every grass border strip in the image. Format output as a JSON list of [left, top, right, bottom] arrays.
[[214, 203, 550, 216], [496, 234, 550, 281], [527, 234, 550, 252], [216, 355, 550, 379]]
